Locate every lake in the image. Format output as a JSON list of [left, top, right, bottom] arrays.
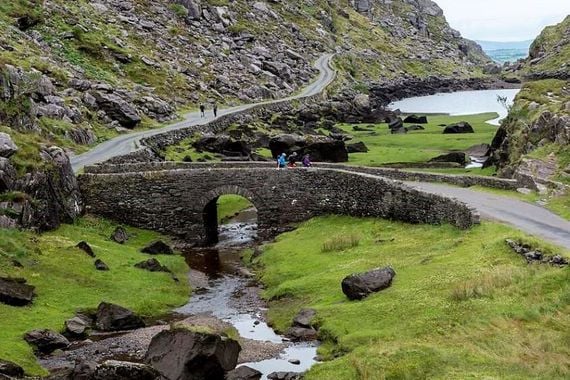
[[390, 88, 521, 125]]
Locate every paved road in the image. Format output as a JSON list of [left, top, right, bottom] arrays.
[[71, 53, 336, 172], [407, 182, 570, 250]]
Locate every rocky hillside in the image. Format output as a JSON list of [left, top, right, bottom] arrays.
[[488, 16, 569, 190], [0, 0, 494, 230]]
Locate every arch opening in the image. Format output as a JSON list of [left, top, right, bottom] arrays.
[[202, 194, 258, 246]]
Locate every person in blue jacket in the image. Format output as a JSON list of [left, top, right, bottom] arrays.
[[277, 153, 287, 169]]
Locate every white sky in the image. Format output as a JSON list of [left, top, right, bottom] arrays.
[[434, 0, 570, 41]]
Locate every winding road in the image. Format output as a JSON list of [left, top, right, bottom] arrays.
[[71, 52, 570, 249], [71, 53, 336, 172]]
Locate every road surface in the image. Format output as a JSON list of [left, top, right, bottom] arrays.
[[71, 53, 336, 172], [407, 182, 570, 250]]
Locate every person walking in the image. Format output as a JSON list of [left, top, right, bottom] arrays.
[[200, 103, 205, 118], [302, 154, 312, 167], [287, 152, 298, 168], [213, 102, 218, 118], [277, 153, 287, 169]]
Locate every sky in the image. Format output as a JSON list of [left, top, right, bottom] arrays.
[[434, 0, 570, 42]]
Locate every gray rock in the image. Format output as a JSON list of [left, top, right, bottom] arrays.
[[267, 372, 302, 380], [285, 326, 318, 342], [145, 328, 241, 380], [443, 122, 474, 134], [134, 258, 170, 273], [403, 115, 428, 124], [24, 329, 70, 354], [225, 365, 262, 380], [95, 302, 145, 331], [0, 157, 17, 192], [0, 132, 18, 158], [111, 226, 129, 244], [93, 360, 161, 380], [95, 259, 110, 271], [0, 359, 24, 378], [66, 127, 97, 145], [341, 267, 396, 300], [429, 152, 467, 166], [292, 308, 316, 329], [90, 91, 141, 128], [0, 277, 35, 306], [76, 241, 95, 257], [141, 240, 174, 255], [64, 317, 89, 337], [347, 142, 369, 153]]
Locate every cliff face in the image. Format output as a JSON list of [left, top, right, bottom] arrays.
[[488, 16, 569, 188]]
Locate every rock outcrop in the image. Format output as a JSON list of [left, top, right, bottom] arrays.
[[24, 329, 70, 354], [0, 277, 35, 307]]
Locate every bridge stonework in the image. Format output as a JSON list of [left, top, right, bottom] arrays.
[[79, 164, 479, 244]]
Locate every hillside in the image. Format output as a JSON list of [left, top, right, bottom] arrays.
[[488, 16, 569, 193]]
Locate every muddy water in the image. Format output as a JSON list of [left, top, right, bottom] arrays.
[[177, 209, 319, 379]]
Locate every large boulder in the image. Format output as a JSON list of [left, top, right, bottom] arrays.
[[0, 277, 35, 306], [93, 360, 161, 380], [24, 329, 70, 354], [226, 366, 262, 380], [443, 122, 474, 134], [145, 328, 241, 380], [269, 134, 348, 162], [429, 152, 467, 166], [141, 240, 174, 255], [95, 302, 145, 331], [90, 91, 141, 128], [346, 142, 369, 153], [0, 359, 24, 378], [0, 132, 18, 158], [341, 267, 396, 300], [193, 134, 251, 158], [403, 115, 428, 124]]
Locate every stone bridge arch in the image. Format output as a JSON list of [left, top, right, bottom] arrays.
[[199, 185, 261, 245]]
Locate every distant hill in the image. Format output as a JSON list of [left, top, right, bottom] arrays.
[[475, 40, 533, 63], [475, 40, 534, 51]]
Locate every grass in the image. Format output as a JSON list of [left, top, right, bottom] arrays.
[[217, 195, 254, 223], [0, 216, 189, 375], [337, 113, 500, 173], [255, 216, 570, 379]]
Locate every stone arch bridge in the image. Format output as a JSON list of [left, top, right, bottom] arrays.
[[79, 162, 479, 245]]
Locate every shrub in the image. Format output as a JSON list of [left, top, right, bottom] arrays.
[[321, 234, 360, 252]]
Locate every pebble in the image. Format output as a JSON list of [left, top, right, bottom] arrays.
[[288, 359, 301, 365]]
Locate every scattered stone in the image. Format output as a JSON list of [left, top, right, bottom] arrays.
[[76, 241, 95, 257], [24, 329, 70, 354], [0, 132, 18, 158], [64, 316, 90, 337], [403, 115, 428, 124], [292, 309, 316, 329], [95, 259, 110, 271], [0, 358, 24, 378], [92, 360, 161, 380], [443, 122, 474, 134], [267, 372, 302, 380], [141, 240, 174, 255], [95, 302, 145, 331], [505, 239, 568, 266], [0, 277, 35, 306], [145, 328, 241, 380], [71, 358, 97, 380], [285, 326, 318, 342], [134, 258, 171, 273], [288, 359, 301, 365], [110, 226, 129, 244], [341, 267, 396, 300], [225, 365, 262, 380], [388, 117, 404, 130], [429, 152, 467, 166]]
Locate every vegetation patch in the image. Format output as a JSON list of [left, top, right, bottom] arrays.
[[0, 216, 189, 375], [255, 216, 570, 379]]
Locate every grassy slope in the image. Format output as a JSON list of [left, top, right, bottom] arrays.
[[257, 216, 570, 379], [338, 113, 499, 174], [0, 216, 189, 375], [217, 195, 254, 223]]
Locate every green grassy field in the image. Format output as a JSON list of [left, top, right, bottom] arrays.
[[217, 195, 254, 223], [338, 113, 500, 176], [256, 216, 570, 379], [0, 216, 189, 375]]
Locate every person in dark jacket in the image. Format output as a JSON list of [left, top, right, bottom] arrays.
[[287, 152, 298, 167], [200, 104, 205, 118], [213, 103, 218, 117], [302, 154, 312, 167]]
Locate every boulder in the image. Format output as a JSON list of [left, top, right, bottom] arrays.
[[145, 328, 241, 380], [90, 91, 141, 128], [24, 329, 70, 354], [76, 241, 95, 257], [0, 158, 17, 192], [403, 115, 428, 124], [0, 133, 18, 158], [346, 142, 369, 153], [267, 372, 302, 380], [64, 316, 90, 337], [66, 127, 97, 145], [443, 122, 474, 134], [193, 134, 252, 157], [0, 277, 35, 306], [141, 240, 174, 255], [225, 366, 262, 380], [95, 259, 110, 271], [341, 267, 396, 300], [93, 360, 161, 380], [111, 226, 129, 244], [269, 134, 348, 162], [388, 117, 404, 130], [429, 152, 467, 166], [0, 359, 24, 378], [262, 61, 292, 81], [95, 302, 145, 331], [292, 308, 316, 329], [285, 326, 318, 342], [135, 258, 171, 273]]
